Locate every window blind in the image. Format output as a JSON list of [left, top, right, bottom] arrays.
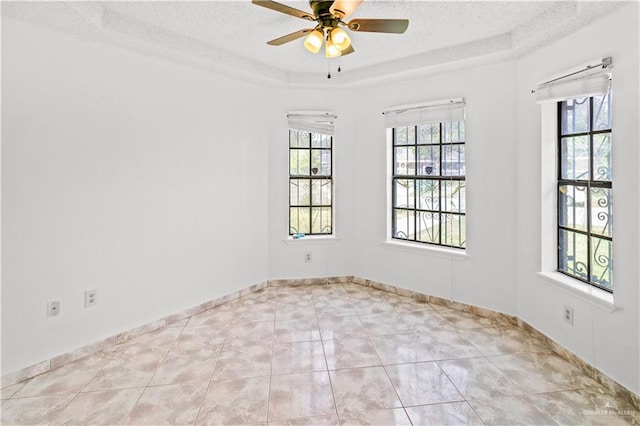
[[287, 112, 337, 135], [536, 70, 611, 103]]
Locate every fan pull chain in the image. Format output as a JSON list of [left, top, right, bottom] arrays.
[[327, 61, 343, 79]]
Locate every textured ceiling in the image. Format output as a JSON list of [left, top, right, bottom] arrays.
[[2, 1, 625, 87]]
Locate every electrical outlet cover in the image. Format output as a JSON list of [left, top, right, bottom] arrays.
[[85, 290, 97, 307], [563, 305, 574, 325], [47, 301, 60, 317]]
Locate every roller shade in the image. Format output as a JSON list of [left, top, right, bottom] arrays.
[[383, 98, 465, 128], [287, 111, 336, 135]]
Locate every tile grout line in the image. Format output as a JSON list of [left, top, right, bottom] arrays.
[[45, 341, 123, 424], [350, 283, 411, 423], [432, 358, 483, 423], [42, 387, 84, 425], [265, 290, 281, 424], [192, 306, 233, 425], [372, 292, 425, 425], [367, 290, 415, 425], [315, 283, 343, 423], [378, 352, 415, 424], [121, 321, 189, 425], [145, 322, 189, 387]]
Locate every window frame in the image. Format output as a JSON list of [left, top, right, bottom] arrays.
[[288, 129, 334, 236], [390, 121, 466, 249], [556, 93, 613, 293]]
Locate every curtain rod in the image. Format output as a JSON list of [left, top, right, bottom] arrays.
[[287, 111, 336, 118], [535, 57, 612, 90], [382, 98, 465, 116]]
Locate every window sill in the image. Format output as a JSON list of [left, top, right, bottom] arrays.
[[282, 236, 340, 245], [536, 271, 618, 312], [383, 240, 468, 260]]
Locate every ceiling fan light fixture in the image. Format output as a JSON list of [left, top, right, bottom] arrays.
[[330, 27, 351, 50], [325, 39, 342, 58], [303, 29, 324, 53]]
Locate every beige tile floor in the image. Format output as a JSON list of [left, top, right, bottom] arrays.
[[1, 283, 638, 425]]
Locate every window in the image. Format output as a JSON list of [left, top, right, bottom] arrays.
[[390, 120, 466, 248], [288, 125, 333, 236], [557, 92, 613, 292]]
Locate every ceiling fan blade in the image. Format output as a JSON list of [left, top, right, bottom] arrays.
[[267, 28, 313, 46], [348, 18, 409, 33], [330, 0, 364, 19], [252, 0, 315, 21], [340, 45, 355, 56]]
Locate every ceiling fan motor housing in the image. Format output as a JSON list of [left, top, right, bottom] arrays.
[[309, 0, 342, 29], [309, 0, 335, 17]]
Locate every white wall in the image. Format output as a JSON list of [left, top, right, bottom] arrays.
[[351, 61, 519, 316], [515, 3, 639, 394], [2, 18, 269, 374]]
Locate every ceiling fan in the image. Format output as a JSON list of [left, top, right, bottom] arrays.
[[252, 0, 409, 58]]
